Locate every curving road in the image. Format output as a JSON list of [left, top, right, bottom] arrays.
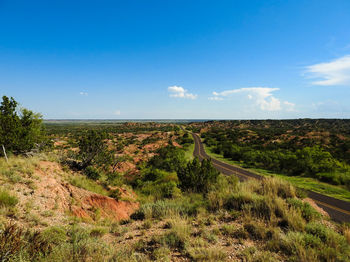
[[191, 132, 350, 223]]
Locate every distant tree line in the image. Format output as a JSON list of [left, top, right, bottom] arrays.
[[202, 126, 350, 189], [44, 121, 179, 136]]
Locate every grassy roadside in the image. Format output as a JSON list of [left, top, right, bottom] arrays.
[[179, 126, 194, 161], [203, 143, 350, 202], [184, 138, 194, 161]]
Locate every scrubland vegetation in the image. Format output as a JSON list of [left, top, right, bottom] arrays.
[[191, 120, 350, 198], [1, 156, 350, 261], [1, 97, 350, 261]]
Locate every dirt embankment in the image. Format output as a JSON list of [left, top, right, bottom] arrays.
[[14, 161, 138, 228]]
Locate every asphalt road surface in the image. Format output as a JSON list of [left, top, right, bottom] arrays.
[[191, 132, 350, 223]]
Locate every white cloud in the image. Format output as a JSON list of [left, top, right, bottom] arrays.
[[208, 96, 224, 101], [209, 87, 294, 112], [79, 92, 88, 96], [168, 86, 197, 100], [113, 110, 121, 116], [283, 101, 295, 112], [305, 55, 350, 86]]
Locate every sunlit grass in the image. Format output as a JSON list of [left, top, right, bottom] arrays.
[[184, 140, 194, 161], [203, 144, 350, 202], [69, 175, 109, 196]]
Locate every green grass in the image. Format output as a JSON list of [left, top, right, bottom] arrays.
[[184, 140, 195, 161], [179, 126, 194, 161], [69, 175, 109, 196], [203, 144, 350, 202], [0, 189, 18, 207]]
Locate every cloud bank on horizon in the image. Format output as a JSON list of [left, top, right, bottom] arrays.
[[208, 87, 295, 112]]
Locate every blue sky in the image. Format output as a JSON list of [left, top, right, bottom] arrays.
[[1, 0, 350, 119]]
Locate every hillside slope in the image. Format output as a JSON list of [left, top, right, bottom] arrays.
[[0, 156, 138, 229]]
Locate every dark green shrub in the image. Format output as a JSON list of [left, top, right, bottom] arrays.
[[148, 145, 186, 172], [109, 189, 122, 200], [138, 169, 180, 199], [75, 130, 112, 170], [130, 209, 145, 220], [84, 166, 100, 180], [178, 158, 219, 193], [162, 231, 186, 250]]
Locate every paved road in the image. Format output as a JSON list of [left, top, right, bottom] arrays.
[[191, 132, 350, 223]]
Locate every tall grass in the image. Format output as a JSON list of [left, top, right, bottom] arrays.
[[0, 155, 39, 183], [0, 189, 18, 207], [69, 175, 109, 196]]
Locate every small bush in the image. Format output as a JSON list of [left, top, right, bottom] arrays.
[[132, 198, 201, 220], [287, 198, 321, 221], [161, 218, 190, 250], [306, 222, 349, 254], [187, 247, 227, 261], [278, 207, 305, 232], [109, 189, 122, 200], [243, 197, 272, 220], [223, 191, 255, 211], [243, 222, 266, 240], [162, 231, 187, 250], [178, 158, 219, 193], [90, 227, 108, 238], [0, 189, 18, 207], [239, 247, 279, 262], [207, 175, 238, 211], [233, 227, 249, 239], [84, 166, 100, 180], [152, 246, 171, 261], [142, 220, 152, 230], [41, 226, 67, 246], [267, 228, 350, 262], [221, 224, 236, 237], [259, 178, 296, 199]]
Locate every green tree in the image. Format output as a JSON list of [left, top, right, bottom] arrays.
[[178, 158, 219, 193], [294, 146, 339, 176], [76, 130, 113, 170], [148, 145, 186, 172], [0, 96, 45, 154]]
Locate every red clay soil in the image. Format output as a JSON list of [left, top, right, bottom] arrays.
[[115, 161, 136, 173], [16, 161, 139, 226], [72, 194, 139, 221]]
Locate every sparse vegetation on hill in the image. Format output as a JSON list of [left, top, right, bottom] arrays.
[[1, 116, 350, 261]]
